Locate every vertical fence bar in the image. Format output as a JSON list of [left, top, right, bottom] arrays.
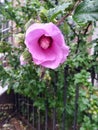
[[38, 109, 41, 130], [14, 93, 18, 112], [73, 85, 79, 130], [45, 99, 48, 130], [27, 98, 30, 122], [53, 71, 58, 130], [62, 66, 68, 130], [97, 73, 98, 84], [32, 105, 35, 128], [22, 96, 26, 117], [16, 94, 21, 114], [91, 67, 95, 86], [53, 107, 56, 130]]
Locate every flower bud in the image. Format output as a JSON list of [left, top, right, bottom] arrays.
[[25, 19, 35, 30], [20, 49, 32, 65], [14, 33, 24, 47]]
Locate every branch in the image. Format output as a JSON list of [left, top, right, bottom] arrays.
[[67, 22, 78, 36], [84, 22, 92, 35], [56, 0, 82, 26], [75, 35, 80, 54], [75, 22, 91, 54]]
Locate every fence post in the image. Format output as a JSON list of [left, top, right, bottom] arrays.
[[62, 66, 68, 130]]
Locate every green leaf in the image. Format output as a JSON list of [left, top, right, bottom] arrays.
[[73, 0, 98, 23], [48, 2, 72, 21]]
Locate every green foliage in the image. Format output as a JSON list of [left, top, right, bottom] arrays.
[[0, 0, 98, 129], [0, 41, 11, 53], [47, 2, 72, 22], [73, 0, 98, 24], [80, 115, 98, 130]]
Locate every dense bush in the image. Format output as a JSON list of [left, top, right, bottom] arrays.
[[0, 0, 98, 129]]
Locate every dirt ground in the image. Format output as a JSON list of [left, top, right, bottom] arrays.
[[0, 117, 33, 130]]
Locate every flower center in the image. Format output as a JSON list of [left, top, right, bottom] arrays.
[[39, 35, 53, 49]]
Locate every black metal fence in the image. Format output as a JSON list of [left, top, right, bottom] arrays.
[[13, 68, 98, 130], [0, 67, 98, 130]]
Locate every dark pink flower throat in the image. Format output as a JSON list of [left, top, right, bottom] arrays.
[[38, 35, 53, 49]]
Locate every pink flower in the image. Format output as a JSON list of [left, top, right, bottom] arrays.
[[25, 22, 69, 69]]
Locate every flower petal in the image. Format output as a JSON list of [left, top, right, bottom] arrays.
[[24, 22, 70, 69], [33, 42, 64, 69], [61, 45, 70, 63]]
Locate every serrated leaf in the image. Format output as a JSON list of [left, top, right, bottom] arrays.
[[48, 2, 72, 21], [73, 0, 98, 23]]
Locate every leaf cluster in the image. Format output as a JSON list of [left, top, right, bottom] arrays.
[[0, 0, 98, 129]]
